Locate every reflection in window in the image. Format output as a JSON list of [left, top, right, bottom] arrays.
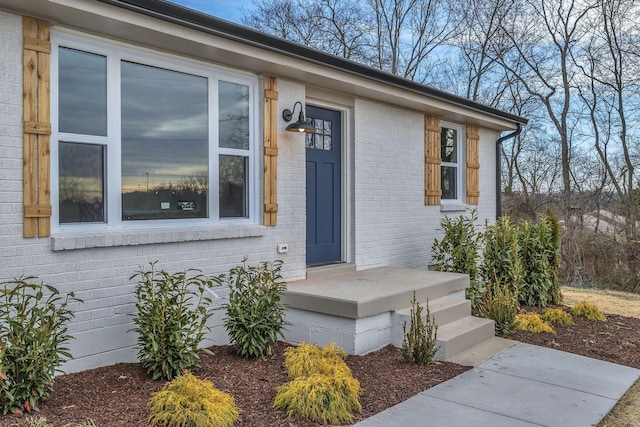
[[219, 81, 250, 150], [441, 166, 457, 200], [440, 126, 459, 200], [120, 61, 208, 220], [59, 48, 107, 136], [305, 118, 333, 150], [219, 155, 248, 218], [59, 142, 105, 223], [441, 128, 457, 163]]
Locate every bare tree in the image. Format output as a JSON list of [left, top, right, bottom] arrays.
[[498, 0, 595, 216], [576, 0, 640, 238]]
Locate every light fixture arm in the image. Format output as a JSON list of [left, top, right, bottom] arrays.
[[282, 101, 303, 123], [282, 101, 316, 133]]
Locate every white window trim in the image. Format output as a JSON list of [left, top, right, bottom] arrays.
[[50, 29, 260, 234], [440, 121, 465, 204]]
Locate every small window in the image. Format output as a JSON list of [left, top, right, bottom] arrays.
[[440, 123, 464, 202]]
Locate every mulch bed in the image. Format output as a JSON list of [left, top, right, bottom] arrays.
[[2, 305, 639, 426], [0, 344, 468, 427]]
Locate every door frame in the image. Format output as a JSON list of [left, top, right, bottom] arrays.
[[306, 99, 351, 265]]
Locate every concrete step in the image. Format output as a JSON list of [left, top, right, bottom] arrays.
[[285, 267, 469, 319], [446, 336, 517, 366], [392, 295, 471, 347], [435, 316, 495, 360]]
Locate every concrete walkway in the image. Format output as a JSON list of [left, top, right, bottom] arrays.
[[355, 343, 640, 427]]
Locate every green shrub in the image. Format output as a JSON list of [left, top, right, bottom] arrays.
[[478, 283, 518, 335], [518, 221, 553, 307], [431, 210, 483, 312], [131, 262, 215, 380], [571, 301, 607, 321], [481, 216, 524, 299], [222, 259, 288, 358], [0, 277, 80, 414], [147, 372, 239, 427], [283, 342, 348, 379], [274, 373, 361, 424], [515, 312, 556, 333], [543, 209, 562, 304], [401, 293, 439, 365], [540, 308, 574, 325]]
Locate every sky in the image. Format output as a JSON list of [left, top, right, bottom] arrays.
[[168, 0, 250, 23]]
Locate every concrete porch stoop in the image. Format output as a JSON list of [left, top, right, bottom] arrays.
[[282, 265, 497, 362]]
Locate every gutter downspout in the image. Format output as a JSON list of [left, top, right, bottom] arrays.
[[496, 123, 523, 219]]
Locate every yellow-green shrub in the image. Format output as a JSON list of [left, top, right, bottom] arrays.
[[274, 372, 361, 425], [540, 308, 574, 325], [283, 342, 349, 378], [147, 373, 239, 427], [571, 301, 606, 321], [515, 312, 556, 334], [478, 283, 518, 335]]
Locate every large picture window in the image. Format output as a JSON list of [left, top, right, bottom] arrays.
[[52, 33, 257, 230]]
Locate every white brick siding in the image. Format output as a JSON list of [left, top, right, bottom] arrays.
[[0, 10, 502, 373], [0, 12, 307, 372], [353, 99, 496, 270]]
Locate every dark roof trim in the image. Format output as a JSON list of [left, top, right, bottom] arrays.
[[95, 0, 528, 125]]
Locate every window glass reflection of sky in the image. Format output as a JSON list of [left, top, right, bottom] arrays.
[[219, 81, 249, 150], [121, 61, 208, 193], [59, 47, 107, 136]]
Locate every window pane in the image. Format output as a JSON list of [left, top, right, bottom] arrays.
[[441, 166, 457, 200], [220, 155, 248, 218], [441, 127, 457, 163], [121, 61, 208, 220], [59, 142, 105, 223], [59, 48, 107, 135], [219, 81, 249, 150]]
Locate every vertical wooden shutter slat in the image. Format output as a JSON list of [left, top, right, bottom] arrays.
[[22, 17, 38, 238], [466, 125, 480, 205], [424, 115, 441, 206], [263, 76, 278, 226], [36, 20, 51, 236]]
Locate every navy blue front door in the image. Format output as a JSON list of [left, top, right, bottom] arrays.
[[305, 106, 341, 265]]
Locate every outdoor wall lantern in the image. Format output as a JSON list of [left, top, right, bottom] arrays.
[[282, 101, 316, 133]]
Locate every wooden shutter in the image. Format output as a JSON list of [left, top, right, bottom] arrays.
[[263, 76, 278, 226], [23, 17, 52, 238], [466, 125, 480, 205], [424, 115, 441, 206]]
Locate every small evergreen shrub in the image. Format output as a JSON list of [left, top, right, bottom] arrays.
[[481, 216, 524, 300], [515, 312, 556, 334], [274, 373, 361, 425], [543, 209, 562, 304], [431, 210, 483, 312], [401, 293, 439, 365], [147, 372, 239, 427], [131, 262, 215, 380], [518, 221, 553, 307], [222, 259, 288, 358], [0, 277, 80, 414], [540, 308, 574, 325], [283, 342, 348, 378], [571, 301, 607, 321], [478, 283, 518, 335]]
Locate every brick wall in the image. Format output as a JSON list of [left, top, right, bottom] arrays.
[[0, 12, 307, 372], [353, 99, 497, 270]]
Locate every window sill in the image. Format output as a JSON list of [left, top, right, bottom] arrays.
[[50, 224, 267, 251], [439, 203, 469, 213]]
